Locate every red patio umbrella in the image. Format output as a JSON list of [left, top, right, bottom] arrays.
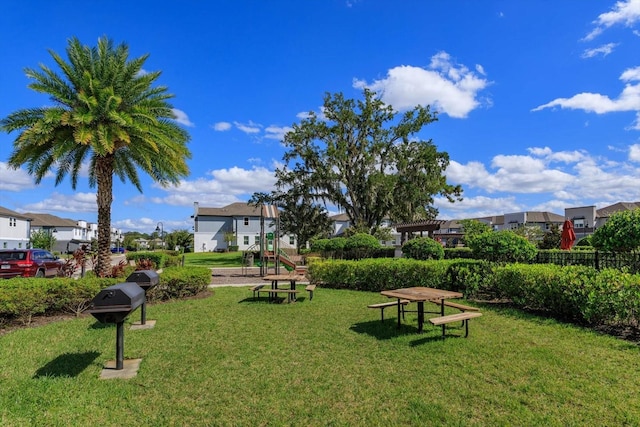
[[560, 220, 576, 250]]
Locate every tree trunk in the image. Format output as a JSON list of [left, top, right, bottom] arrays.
[[95, 156, 114, 277]]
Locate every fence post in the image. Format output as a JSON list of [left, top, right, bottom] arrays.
[[595, 250, 599, 271]]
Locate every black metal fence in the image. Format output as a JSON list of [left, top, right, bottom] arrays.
[[535, 250, 640, 273]]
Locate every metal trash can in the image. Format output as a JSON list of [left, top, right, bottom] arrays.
[[88, 282, 145, 370], [246, 253, 254, 267], [126, 270, 159, 325]]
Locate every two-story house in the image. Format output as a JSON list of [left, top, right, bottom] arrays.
[[0, 206, 31, 249], [27, 213, 93, 253], [192, 202, 297, 252]]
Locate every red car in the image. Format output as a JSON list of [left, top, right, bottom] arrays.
[[0, 249, 65, 279]]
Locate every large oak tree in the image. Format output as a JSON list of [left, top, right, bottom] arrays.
[[269, 89, 462, 233], [1, 37, 191, 276]]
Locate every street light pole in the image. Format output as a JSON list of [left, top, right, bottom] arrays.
[[155, 222, 164, 250]]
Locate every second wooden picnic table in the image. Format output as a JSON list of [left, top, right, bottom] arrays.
[[380, 287, 463, 333]]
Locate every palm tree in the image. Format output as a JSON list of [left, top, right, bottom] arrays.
[[1, 37, 191, 277]]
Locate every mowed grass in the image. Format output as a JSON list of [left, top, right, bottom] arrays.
[[182, 251, 244, 268], [2, 287, 640, 426]]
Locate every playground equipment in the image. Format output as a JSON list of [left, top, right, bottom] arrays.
[[239, 204, 305, 277]]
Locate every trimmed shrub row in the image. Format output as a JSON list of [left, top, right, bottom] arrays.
[[0, 267, 211, 326], [307, 258, 640, 328]]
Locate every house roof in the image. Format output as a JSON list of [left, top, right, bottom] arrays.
[[597, 202, 640, 218], [524, 211, 565, 223], [0, 206, 32, 221], [330, 213, 350, 221], [25, 212, 79, 228], [196, 202, 262, 217]]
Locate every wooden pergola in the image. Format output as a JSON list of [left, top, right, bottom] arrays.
[[394, 219, 446, 245]]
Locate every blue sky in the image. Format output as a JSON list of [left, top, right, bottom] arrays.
[[1, 0, 640, 234]]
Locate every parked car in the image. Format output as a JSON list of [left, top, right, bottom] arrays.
[[0, 249, 65, 279], [110, 247, 125, 254]]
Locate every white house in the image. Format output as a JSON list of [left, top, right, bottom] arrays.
[[192, 202, 297, 252], [0, 206, 31, 249]]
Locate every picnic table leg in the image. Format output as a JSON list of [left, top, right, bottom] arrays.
[[397, 299, 402, 328], [440, 299, 445, 338], [417, 301, 424, 332], [290, 280, 297, 301]]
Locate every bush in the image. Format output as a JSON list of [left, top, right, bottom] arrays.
[[467, 231, 537, 263], [592, 209, 640, 252], [147, 267, 211, 301], [444, 247, 474, 259], [344, 233, 381, 259], [401, 237, 444, 260], [126, 251, 167, 269]]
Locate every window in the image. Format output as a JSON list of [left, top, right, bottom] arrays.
[[2, 242, 6, 248], [574, 219, 585, 229], [243, 236, 249, 245], [289, 236, 295, 245], [243, 217, 249, 226], [254, 235, 260, 244], [9, 217, 16, 227]]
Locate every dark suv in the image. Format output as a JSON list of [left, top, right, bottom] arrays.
[[0, 249, 64, 279]]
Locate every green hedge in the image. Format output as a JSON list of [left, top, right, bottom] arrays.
[[307, 258, 489, 296], [306, 258, 640, 328], [0, 267, 211, 326]]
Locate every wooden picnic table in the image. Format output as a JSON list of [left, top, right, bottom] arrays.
[[380, 287, 463, 333], [262, 274, 307, 302]]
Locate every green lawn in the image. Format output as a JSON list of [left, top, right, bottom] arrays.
[[182, 251, 244, 268], [2, 287, 639, 425]]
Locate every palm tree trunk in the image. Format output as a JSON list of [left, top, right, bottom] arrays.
[[96, 156, 114, 277]]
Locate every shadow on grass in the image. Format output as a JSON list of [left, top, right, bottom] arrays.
[[34, 351, 100, 378], [350, 319, 420, 340]]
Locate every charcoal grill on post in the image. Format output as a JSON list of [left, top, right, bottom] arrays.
[[88, 282, 145, 370], [126, 270, 159, 325]]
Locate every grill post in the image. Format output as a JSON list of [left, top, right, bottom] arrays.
[[116, 321, 124, 370], [141, 303, 148, 325]]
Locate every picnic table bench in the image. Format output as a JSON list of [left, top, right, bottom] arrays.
[[256, 288, 299, 303], [429, 312, 482, 339], [368, 299, 410, 322]]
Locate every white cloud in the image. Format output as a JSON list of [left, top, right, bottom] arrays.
[[629, 143, 640, 161], [213, 122, 232, 131], [353, 51, 490, 118], [264, 125, 293, 141], [581, 42, 618, 58], [145, 166, 277, 208], [172, 108, 195, 127], [532, 66, 640, 129], [23, 192, 97, 213], [584, 0, 640, 41], [234, 120, 262, 134], [444, 147, 640, 217], [435, 195, 520, 219], [0, 163, 36, 191]]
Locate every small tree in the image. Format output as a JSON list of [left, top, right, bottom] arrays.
[[460, 219, 491, 245], [592, 209, 640, 252], [402, 237, 444, 260], [30, 229, 56, 251], [467, 230, 537, 263], [513, 224, 544, 244], [538, 224, 562, 249]]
